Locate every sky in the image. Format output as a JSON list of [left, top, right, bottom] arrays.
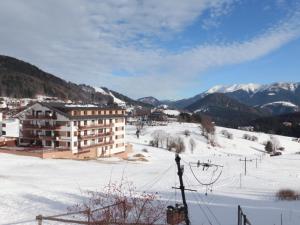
[[0, 0, 300, 100]]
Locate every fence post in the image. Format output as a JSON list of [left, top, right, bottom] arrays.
[[87, 209, 91, 225], [36, 215, 43, 225]]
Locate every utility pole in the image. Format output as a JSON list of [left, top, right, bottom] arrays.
[[239, 157, 252, 176], [175, 154, 190, 225]]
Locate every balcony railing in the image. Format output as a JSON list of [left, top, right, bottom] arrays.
[[22, 124, 62, 130], [78, 123, 114, 129], [78, 132, 114, 140], [22, 134, 59, 141], [79, 141, 114, 150], [25, 114, 57, 120]]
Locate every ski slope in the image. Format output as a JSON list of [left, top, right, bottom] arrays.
[[1, 122, 300, 225]]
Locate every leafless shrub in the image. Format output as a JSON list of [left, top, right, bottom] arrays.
[[243, 134, 258, 142], [189, 138, 196, 154], [221, 130, 233, 139], [200, 115, 216, 146], [168, 136, 185, 153], [70, 181, 166, 224], [276, 189, 300, 201], [150, 130, 167, 148], [183, 130, 191, 137]]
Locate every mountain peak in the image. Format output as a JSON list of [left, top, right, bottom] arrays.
[[206, 83, 262, 94], [137, 96, 160, 106]]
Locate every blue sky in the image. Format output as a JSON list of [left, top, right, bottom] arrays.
[[0, 0, 299, 100]]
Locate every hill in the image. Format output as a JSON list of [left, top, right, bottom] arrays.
[[0, 55, 150, 107], [251, 112, 300, 137], [185, 93, 268, 127]]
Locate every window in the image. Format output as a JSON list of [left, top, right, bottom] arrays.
[[98, 119, 103, 124], [74, 141, 77, 147], [92, 120, 95, 124], [92, 110, 95, 115], [73, 121, 77, 126], [73, 111, 78, 116], [74, 131, 77, 136], [84, 140, 87, 145], [109, 110, 112, 114], [84, 111, 87, 115], [84, 120, 87, 126], [67, 131, 71, 137], [115, 135, 118, 139], [2, 123, 6, 127], [84, 130, 87, 136], [98, 138, 103, 142], [67, 142, 71, 147]]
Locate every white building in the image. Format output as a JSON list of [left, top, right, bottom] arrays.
[[17, 102, 126, 157]]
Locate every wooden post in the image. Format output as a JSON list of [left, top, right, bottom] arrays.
[[36, 215, 43, 225], [243, 214, 247, 225], [175, 154, 190, 225], [87, 209, 91, 225]]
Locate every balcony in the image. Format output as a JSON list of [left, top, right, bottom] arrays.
[[22, 124, 62, 130], [79, 141, 114, 150], [25, 114, 57, 120], [22, 134, 58, 141], [78, 132, 114, 140], [78, 123, 114, 129]]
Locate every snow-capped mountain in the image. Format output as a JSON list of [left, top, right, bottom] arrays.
[[167, 82, 300, 115], [206, 82, 300, 95], [206, 83, 262, 94]]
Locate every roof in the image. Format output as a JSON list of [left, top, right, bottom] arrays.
[[38, 102, 125, 120]]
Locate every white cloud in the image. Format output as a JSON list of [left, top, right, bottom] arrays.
[[0, 0, 299, 99]]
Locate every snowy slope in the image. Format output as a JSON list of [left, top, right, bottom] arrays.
[[94, 87, 126, 106], [261, 101, 298, 108], [1, 123, 300, 225], [206, 82, 300, 94], [206, 83, 262, 94]]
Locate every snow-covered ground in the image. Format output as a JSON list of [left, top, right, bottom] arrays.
[[1, 123, 300, 225]]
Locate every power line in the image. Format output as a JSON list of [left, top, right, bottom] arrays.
[[184, 173, 222, 225]]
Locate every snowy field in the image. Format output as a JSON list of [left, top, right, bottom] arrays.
[[1, 122, 300, 225]]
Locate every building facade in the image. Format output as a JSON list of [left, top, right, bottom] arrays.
[[17, 102, 126, 157]]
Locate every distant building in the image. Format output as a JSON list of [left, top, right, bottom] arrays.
[[149, 111, 168, 121], [282, 122, 292, 127], [16, 102, 126, 157], [238, 126, 254, 132], [0, 118, 20, 138]]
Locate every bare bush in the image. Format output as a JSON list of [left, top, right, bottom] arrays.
[[265, 141, 273, 153], [142, 148, 148, 153], [150, 130, 168, 148], [200, 115, 216, 145], [189, 138, 196, 154], [183, 130, 191, 137], [243, 134, 258, 142], [168, 136, 185, 153], [276, 189, 299, 201], [70, 181, 166, 224], [221, 130, 233, 139], [270, 135, 281, 150]]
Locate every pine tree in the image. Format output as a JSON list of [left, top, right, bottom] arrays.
[[265, 141, 273, 153]]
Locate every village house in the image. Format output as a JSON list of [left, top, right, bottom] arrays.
[[13, 102, 127, 159]]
